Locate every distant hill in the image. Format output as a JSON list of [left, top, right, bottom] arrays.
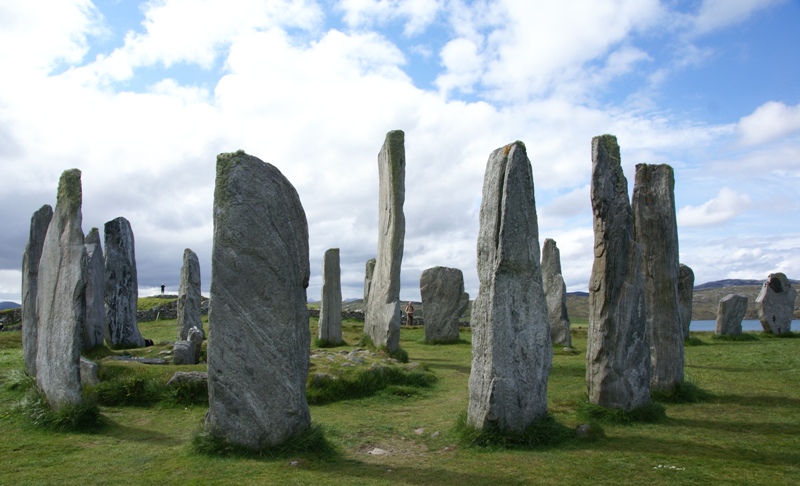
[[0, 301, 20, 311], [695, 278, 800, 290]]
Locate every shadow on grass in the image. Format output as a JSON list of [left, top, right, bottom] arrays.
[[102, 418, 184, 446], [706, 392, 800, 409], [576, 400, 666, 424], [668, 416, 800, 437], [191, 423, 338, 461], [651, 381, 712, 404], [453, 411, 579, 449]]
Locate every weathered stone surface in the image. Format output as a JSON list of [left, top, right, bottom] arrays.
[[166, 371, 207, 387], [755, 273, 796, 334], [678, 264, 695, 339], [83, 228, 105, 350], [35, 169, 86, 409], [79, 357, 100, 387], [541, 238, 572, 347], [319, 248, 343, 343], [420, 266, 469, 343], [364, 131, 405, 352], [363, 258, 375, 305], [632, 163, 683, 392], [173, 341, 194, 365], [187, 325, 203, 362], [205, 151, 311, 449], [586, 135, 651, 411], [467, 141, 552, 433], [21, 204, 53, 377], [716, 294, 747, 336], [177, 248, 203, 340], [104, 217, 145, 348]]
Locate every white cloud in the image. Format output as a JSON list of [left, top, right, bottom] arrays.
[[0, 269, 22, 303], [337, 0, 443, 36], [677, 187, 752, 227], [738, 101, 800, 146], [691, 0, 785, 35]]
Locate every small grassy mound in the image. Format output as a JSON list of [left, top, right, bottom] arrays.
[[761, 331, 798, 339], [191, 423, 336, 459], [577, 400, 666, 424], [684, 336, 706, 346], [306, 363, 436, 405], [15, 390, 103, 433], [711, 333, 759, 342], [453, 411, 575, 449]]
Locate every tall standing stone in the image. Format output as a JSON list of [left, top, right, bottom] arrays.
[[586, 135, 651, 411], [83, 228, 105, 350], [716, 294, 748, 336], [363, 258, 376, 306], [104, 217, 145, 348], [364, 130, 405, 352], [541, 238, 572, 347], [21, 204, 53, 377], [177, 248, 203, 340], [205, 151, 310, 449], [319, 248, 343, 344], [420, 266, 469, 344], [467, 141, 552, 433], [678, 264, 695, 339], [755, 273, 796, 335], [35, 169, 86, 408], [632, 163, 683, 392]]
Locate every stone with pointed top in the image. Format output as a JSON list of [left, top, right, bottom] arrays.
[[104, 217, 145, 348], [21, 204, 53, 377], [177, 248, 203, 340], [716, 294, 748, 336], [678, 264, 695, 339], [83, 228, 105, 350], [541, 238, 572, 347]]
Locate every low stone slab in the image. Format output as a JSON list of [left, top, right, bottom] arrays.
[[107, 356, 168, 365], [173, 341, 195, 365], [716, 294, 747, 336], [166, 371, 208, 387]]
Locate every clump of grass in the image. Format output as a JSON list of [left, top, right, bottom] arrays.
[[577, 400, 666, 424], [16, 390, 103, 432], [306, 364, 436, 405], [684, 336, 705, 346], [651, 380, 711, 404], [313, 338, 347, 348], [166, 379, 208, 406], [3, 368, 35, 392], [712, 333, 759, 342], [762, 331, 798, 339], [378, 346, 409, 363], [453, 411, 574, 449], [191, 423, 336, 459], [95, 376, 166, 406], [357, 333, 374, 347]]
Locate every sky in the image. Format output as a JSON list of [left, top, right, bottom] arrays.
[[1, 0, 799, 304]]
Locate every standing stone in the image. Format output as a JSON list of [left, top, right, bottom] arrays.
[[205, 151, 311, 449], [678, 264, 695, 339], [173, 341, 194, 365], [35, 169, 86, 409], [104, 217, 145, 348], [21, 204, 53, 377], [319, 248, 343, 344], [755, 273, 796, 335], [716, 294, 748, 336], [83, 228, 105, 350], [541, 238, 572, 347], [364, 131, 405, 352], [420, 266, 469, 343], [187, 326, 204, 362], [467, 141, 552, 433], [632, 163, 683, 392], [586, 135, 651, 411], [177, 248, 203, 340], [363, 258, 376, 306]]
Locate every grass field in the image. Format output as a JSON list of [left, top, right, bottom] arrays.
[[1, 316, 798, 485]]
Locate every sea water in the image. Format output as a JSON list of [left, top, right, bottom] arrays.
[[689, 319, 800, 332]]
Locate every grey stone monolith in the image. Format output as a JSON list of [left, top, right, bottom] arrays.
[[420, 266, 469, 343], [364, 130, 405, 352], [173, 341, 194, 365], [632, 163, 683, 392], [80, 357, 100, 387], [21, 204, 53, 377], [541, 238, 572, 347], [104, 217, 145, 348], [177, 248, 202, 340], [363, 258, 376, 306], [319, 248, 343, 344], [467, 141, 552, 433], [756, 273, 796, 335], [205, 151, 311, 449], [716, 294, 747, 336], [678, 264, 695, 339], [83, 228, 105, 350], [586, 135, 651, 411], [35, 169, 86, 409], [187, 325, 203, 362]]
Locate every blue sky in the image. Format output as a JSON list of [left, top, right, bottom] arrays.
[[1, 0, 799, 303]]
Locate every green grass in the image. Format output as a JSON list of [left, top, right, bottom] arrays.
[[137, 296, 177, 311], [1, 320, 799, 485]]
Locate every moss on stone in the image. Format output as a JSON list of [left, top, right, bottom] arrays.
[[215, 151, 246, 210], [57, 169, 82, 214], [384, 130, 405, 188]]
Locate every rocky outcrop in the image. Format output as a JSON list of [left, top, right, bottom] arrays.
[[21, 204, 53, 377], [586, 135, 651, 411], [541, 238, 571, 347], [716, 294, 748, 336], [632, 163, 683, 392], [35, 169, 86, 409], [104, 217, 145, 348], [420, 266, 469, 343], [756, 273, 796, 335], [319, 248, 343, 343], [364, 131, 405, 352], [467, 141, 552, 433], [205, 151, 311, 449], [177, 248, 203, 340], [678, 264, 695, 339], [83, 228, 105, 350]]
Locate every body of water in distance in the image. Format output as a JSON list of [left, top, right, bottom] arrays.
[[689, 319, 800, 332]]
